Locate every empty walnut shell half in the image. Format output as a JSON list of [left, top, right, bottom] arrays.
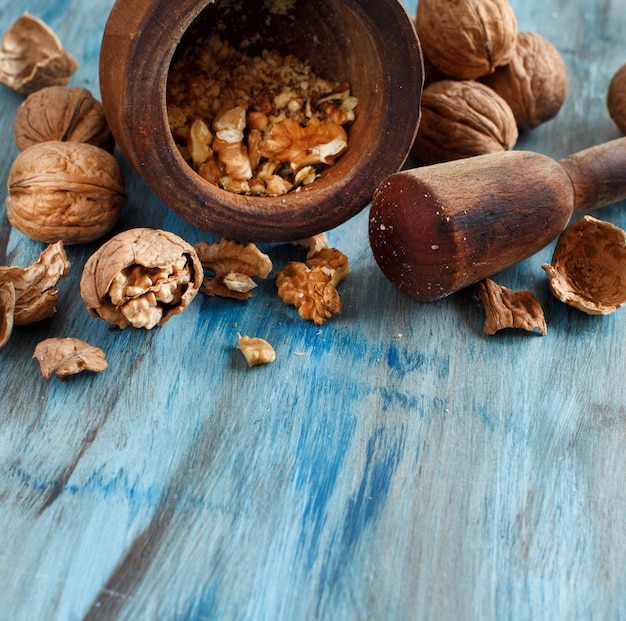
[[14, 86, 114, 152], [607, 63, 626, 135], [410, 80, 518, 166], [6, 140, 126, 245], [80, 228, 204, 330], [481, 32, 568, 132], [34, 337, 108, 380], [542, 215, 626, 315], [0, 12, 78, 95], [416, 0, 517, 80]]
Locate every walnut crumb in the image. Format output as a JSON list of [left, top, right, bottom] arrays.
[[476, 278, 547, 336], [237, 334, 276, 367]]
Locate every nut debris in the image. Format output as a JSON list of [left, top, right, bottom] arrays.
[[0, 282, 15, 348], [34, 337, 107, 380], [237, 334, 276, 367], [542, 215, 626, 315], [0, 12, 77, 95], [476, 278, 547, 335]]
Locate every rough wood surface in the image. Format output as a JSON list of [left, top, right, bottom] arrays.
[[1, 1, 626, 619]]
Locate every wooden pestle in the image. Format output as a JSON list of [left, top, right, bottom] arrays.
[[368, 137, 626, 301]]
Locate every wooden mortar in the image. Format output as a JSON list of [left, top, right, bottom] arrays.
[[99, 0, 423, 242], [368, 137, 626, 301]]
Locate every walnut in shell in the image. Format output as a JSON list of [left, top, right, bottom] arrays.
[[481, 32, 568, 132], [80, 228, 204, 329], [542, 215, 626, 315], [0, 241, 70, 328], [6, 141, 126, 245], [415, 0, 518, 80], [34, 337, 108, 380], [14, 86, 114, 152], [476, 278, 547, 335], [0, 13, 78, 95], [607, 63, 626, 135], [410, 80, 518, 166]]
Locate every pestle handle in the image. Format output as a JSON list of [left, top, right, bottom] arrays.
[[559, 136, 626, 211]]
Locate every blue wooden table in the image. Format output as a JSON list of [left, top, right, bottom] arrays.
[[1, 1, 626, 619]]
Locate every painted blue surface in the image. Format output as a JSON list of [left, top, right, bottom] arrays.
[[1, 0, 626, 619]]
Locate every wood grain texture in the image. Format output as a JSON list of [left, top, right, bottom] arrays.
[[1, 1, 626, 620]]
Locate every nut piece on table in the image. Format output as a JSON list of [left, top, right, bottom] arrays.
[[415, 0, 517, 80], [542, 215, 626, 315], [14, 85, 114, 152], [0, 240, 70, 328], [476, 278, 547, 336], [6, 141, 126, 245], [276, 248, 349, 325], [481, 32, 568, 132], [33, 337, 107, 380], [291, 232, 329, 259], [607, 63, 626, 135], [80, 228, 204, 329], [237, 334, 276, 367], [410, 80, 518, 166], [0, 12, 78, 95], [0, 282, 15, 349], [195, 239, 272, 299]]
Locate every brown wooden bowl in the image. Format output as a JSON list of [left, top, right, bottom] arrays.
[[99, 0, 423, 242]]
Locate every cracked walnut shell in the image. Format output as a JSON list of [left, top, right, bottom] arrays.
[[410, 80, 518, 166], [34, 337, 108, 380], [416, 0, 518, 80], [542, 215, 626, 315], [0, 12, 77, 95], [6, 141, 126, 245], [14, 86, 114, 152], [481, 32, 568, 132], [80, 228, 204, 329], [608, 63, 626, 135]]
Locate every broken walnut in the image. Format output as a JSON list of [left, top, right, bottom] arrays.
[[33, 337, 108, 380], [195, 238, 272, 299], [0, 240, 70, 328], [542, 215, 626, 315], [14, 85, 114, 152], [80, 228, 204, 329], [608, 63, 626, 135], [6, 141, 126, 245], [237, 334, 276, 367], [0, 12, 78, 95], [476, 278, 547, 335], [0, 282, 15, 349]]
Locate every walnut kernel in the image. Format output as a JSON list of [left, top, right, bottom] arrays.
[[6, 141, 126, 245], [410, 80, 518, 166], [237, 334, 276, 367], [14, 85, 114, 152], [0, 12, 78, 95], [542, 215, 626, 315], [416, 0, 518, 80], [476, 278, 547, 335], [607, 63, 626, 135], [34, 337, 108, 380], [80, 228, 204, 329]]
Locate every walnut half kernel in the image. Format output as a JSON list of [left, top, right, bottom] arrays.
[[80, 228, 204, 329]]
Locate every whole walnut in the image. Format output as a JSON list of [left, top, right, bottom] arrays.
[[410, 79, 518, 166], [416, 0, 518, 80], [14, 86, 114, 152], [607, 63, 626, 134], [6, 141, 126, 245], [481, 32, 568, 132]]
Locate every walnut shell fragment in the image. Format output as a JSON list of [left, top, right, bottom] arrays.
[[481, 32, 568, 132], [34, 337, 107, 380], [195, 238, 272, 299], [416, 0, 518, 80], [14, 85, 114, 152], [237, 334, 276, 367], [607, 63, 626, 135], [0, 282, 15, 348], [80, 228, 204, 329], [6, 141, 126, 245], [410, 80, 518, 166], [0, 13, 78, 95], [542, 215, 626, 315], [0, 240, 70, 327], [476, 278, 547, 335]]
